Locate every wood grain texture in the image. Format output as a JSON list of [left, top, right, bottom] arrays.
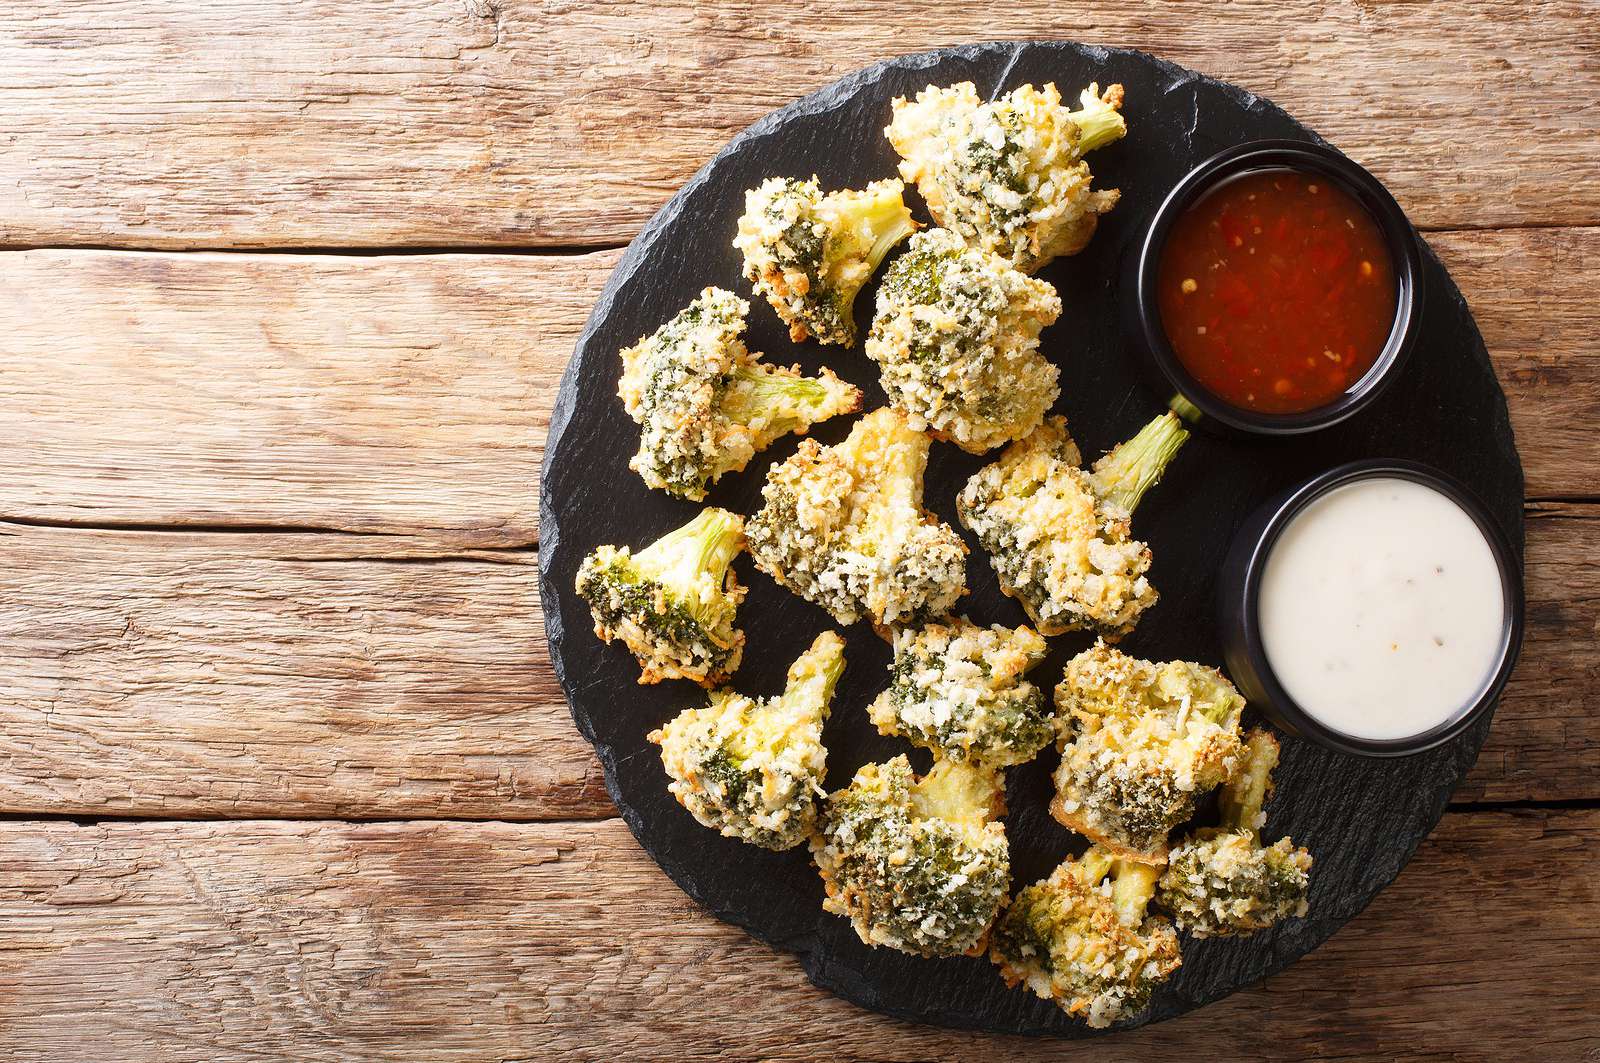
[[0, 503, 1592, 820], [0, 228, 1594, 547], [0, 812, 1593, 1062], [0, 523, 607, 820], [1, 2, 1595, 249], [2, 5, 1594, 1053], [1463, 500, 1600, 804], [0, 248, 613, 546], [1427, 227, 1600, 501]]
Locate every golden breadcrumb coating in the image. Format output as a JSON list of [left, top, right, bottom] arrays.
[[991, 847, 1180, 1028], [812, 755, 1009, 957], [866, 227, 1062, 453], [650, 632, 844, 850], [734, 176, 916, 345], [1157, 729, 1313, 936], [747, 407, 968, 629], [575, 507, 747, 687], [957, 417, 1155, 638], [868, 616, 1053, 766], [1052, 641, 1246, 862], [887, 81, 1126, 273], [618, 286, 859, 500]]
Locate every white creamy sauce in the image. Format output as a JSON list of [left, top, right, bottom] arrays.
[[1258, 477, 1506, 741]]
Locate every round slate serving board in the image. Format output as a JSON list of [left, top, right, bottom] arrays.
[[538, 41, 1524, 1036]]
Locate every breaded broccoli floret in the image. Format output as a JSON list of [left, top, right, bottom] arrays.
[[1157, 729, 1313, 936], [575, 507, 747, 687], [887, 81, 1126, 273], [990, 847, 1181, 1028], [747, 407, 968, 629], [734, 177, 917, 346], [649, 631, 845, 850], [957, 412, 1189, 639], [812, 754, 1010, 957], [865, 228, 1063, 453], [619, 287, 861, 500], [868, 616, 1052, 766], [1052, 641, 1245, 861]]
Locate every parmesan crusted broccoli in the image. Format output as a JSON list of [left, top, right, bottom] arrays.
[[990, 847, 1181, 1028], [1052, 641, 1245, 862], [865, 227, 1063, 453], [575, 507, 747, 687], [734, 177, 917, 346], [1157, 729, 1313, 936], [868, 616, 1053, 766], [746, 407, 968, 630], [887, 81, 1126, 273], [812, 754, 1010, 957], [619, 287, 861, 500], [957, 412, 1189, 639], [649, 631, 845, 850]]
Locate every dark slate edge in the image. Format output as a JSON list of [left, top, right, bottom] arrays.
[[538, 40, 1523, 1037]]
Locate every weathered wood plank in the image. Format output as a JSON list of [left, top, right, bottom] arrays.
[[1459, 500, 1600, 804], [1427, 228, 1600, 501], [0, 524, 608, 820], [0, 505, 1592, 820], [1, 2, 1595, 248], [0, 248, 611, 546], [0, 229, 1595, 546], [0, 812, 1592, 1061]]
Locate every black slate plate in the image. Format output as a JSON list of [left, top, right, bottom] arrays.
[[538, 41, 1524, 1036]]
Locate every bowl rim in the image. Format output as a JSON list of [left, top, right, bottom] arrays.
[[1130, 139, 1425, 435], [1233, 459, 1525, 757]]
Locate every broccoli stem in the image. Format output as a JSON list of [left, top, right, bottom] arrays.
[[1071, 85, 1127, 155], [1109, 859, 1161, 924], [722, 364, 835, 429], [1218, 730, 1280, 839], [638, 507, 745, 589], [1167, 393, 1202, 423], [1079, 846, 1116, 887], [1087, 411, 1190, 515], [826, 184, 916, 282], [777, 631, 846, 716], [861, 204, 918, 277]]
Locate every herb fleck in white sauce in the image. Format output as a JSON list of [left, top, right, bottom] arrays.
[[1259, 477, 1505, 741]]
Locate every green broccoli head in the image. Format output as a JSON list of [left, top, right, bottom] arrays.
[[1051, 641, 1245, 861], [868, 616, 1053, 766], [990, 847, 1181, 1028], [957, 413, 1188, 638], [866, 227, 1062, 454], [887, 81, 1127, 273], [619, 287, 861, 500], [575, 507, 748, 687], [649, 631, 845, 850], [812, 754, 1010, 957], [1157, 729, 1313, 936], [734, 176, 916, 346], [746, 407, 968, 629]]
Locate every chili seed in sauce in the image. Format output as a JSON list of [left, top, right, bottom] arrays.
[[1157, 168, 1398, 415]]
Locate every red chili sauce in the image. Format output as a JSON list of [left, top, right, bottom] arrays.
[[1156, 168, 1398, 415]]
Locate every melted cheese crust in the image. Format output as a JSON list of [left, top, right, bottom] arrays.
[[958, 417, 1157, 638], [1051, 642, 1245, 860], [867, 228, 1062, 453], [748, 408, 967, 627], [887, 81, 1123, 272], [869, 617, 1052, 765]]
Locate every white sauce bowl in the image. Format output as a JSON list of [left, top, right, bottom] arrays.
[[1217, 461, 1524, 757]]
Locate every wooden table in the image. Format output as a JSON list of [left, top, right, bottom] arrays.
[[1, 4, 1595, 1060]]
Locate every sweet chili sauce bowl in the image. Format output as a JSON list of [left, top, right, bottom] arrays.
[[1121, 140, 1425, 437], [1215, 459, 1525, 757]]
